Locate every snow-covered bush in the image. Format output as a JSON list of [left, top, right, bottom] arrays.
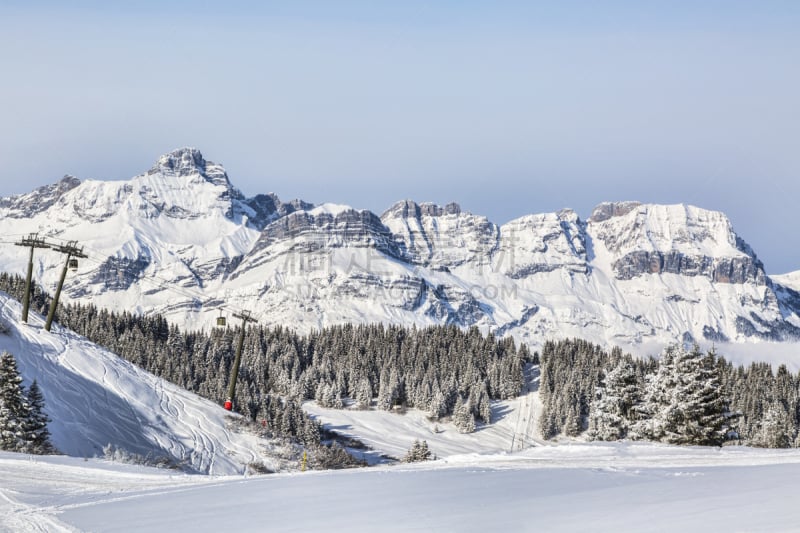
[[403, 439, 432, 462], [102, 444, 179, 469]]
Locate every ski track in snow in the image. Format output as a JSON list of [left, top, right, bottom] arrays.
[[0, 486, 74, 533], [0, 293, 263, 477], [509, 363, 542, 452]]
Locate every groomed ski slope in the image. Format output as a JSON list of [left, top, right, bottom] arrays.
[[3, 445, 800, 532], [0, 292, 273, 476]]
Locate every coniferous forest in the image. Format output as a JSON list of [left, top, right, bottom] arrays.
[[539, 339, 800, 447], [1, 272, 799, 452]]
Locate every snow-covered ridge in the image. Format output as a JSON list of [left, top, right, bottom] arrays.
[[589, 202, 745, 257], [0, 148, 798, 350], [587, 202, 765, 284], [0, 175, 80, 218], [772, 271, 800, 292]]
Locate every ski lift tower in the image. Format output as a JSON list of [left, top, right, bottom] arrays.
[[44, 241, 87, 332], [224, 310, 256, 411], [14, 233, 50, 323]]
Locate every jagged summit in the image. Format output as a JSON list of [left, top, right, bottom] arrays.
[[146, 147, 231, 188], [381, 200, 462, 219], [589, 201, 642, 222]]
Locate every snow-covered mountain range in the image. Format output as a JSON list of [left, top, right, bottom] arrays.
[[1, 147, 798, 351]]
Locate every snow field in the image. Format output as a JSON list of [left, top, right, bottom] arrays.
[[4, 444, 800, 532]]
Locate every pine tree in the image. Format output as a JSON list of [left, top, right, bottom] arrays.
[[427, 387, 447, 420], [0, 351, 29, 452], [634, 345, 731, 446], [23, 380, 55, 454], [403, 439, 432, 462], [588, 357, 642, 441], [354, 378, 372, 410], [752, 401, 794, 448], [452, 396, 475, 433], [633, 346, 679, 441]]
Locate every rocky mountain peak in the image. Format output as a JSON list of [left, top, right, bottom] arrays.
[[381, 200, 462, 220], [58, 174, 82, 190], [146, 147, 230, 188], [381, 200, 423, 219], [588, 201, 642, 223]]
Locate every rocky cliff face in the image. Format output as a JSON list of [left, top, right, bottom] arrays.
[[381, 200, 499, 268], [1, 149, 798, 351], [611, 251, 766, 285], [498, 209, 588, 278], [241, 205, 401, 274]]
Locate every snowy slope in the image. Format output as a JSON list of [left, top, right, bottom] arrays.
[[304, 365, 541, 461], [0, 292, 286, 475], [4, 446, 800, 532], [772, 270, 800, 291], [304, 397, 539, 460], [0, 148, 799, 353]]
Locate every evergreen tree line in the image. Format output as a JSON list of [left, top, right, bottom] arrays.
[[0, 274, 527, 440], [55, 310, 527, 434], [0, 351, 55, 454], [539, 339, 800, 447]]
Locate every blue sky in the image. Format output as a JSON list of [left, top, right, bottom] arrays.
[[1, 1, 798, 272]]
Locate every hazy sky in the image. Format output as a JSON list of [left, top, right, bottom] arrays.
[[1, 1, 798, 272]]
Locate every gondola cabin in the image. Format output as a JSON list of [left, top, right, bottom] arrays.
[[68, 258, 78, 271], [216, 315, 227, 327]]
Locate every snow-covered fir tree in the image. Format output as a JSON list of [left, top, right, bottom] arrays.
[[354, 378, 372, 410], [588, 356, 642, 441], [23, 380, 56, 454], [751, 401, 794, 448], [631, 345, 680, 442], [0, 351, 29, 452], [452, 395, 476, 433], [0, 352, 56, 455], [637, 345, 731, 446]]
